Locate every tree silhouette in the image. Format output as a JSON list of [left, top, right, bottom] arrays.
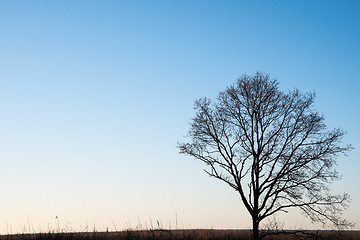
[[178, 72, 352, 240]]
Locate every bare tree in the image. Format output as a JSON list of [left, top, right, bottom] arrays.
[[178, 73, 352, 240]]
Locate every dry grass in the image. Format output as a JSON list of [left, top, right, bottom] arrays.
[[0, 229, 359, 240]]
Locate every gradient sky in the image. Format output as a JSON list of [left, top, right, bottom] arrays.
[[0, 0, 359, 233]]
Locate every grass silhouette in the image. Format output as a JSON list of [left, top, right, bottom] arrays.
[[0, 229, 359, 240]]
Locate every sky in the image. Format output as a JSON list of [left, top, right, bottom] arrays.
[[0, 0, 359, 234]]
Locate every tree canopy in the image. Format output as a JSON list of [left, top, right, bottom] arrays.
[[178, 72, 352, 240]]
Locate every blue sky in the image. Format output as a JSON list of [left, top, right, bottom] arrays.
[[0, 0, 359, 233]]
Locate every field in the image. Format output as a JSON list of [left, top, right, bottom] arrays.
[[0, 229, 359, 240]]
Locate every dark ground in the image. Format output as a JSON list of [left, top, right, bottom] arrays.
[[0, 229, 359, 240]]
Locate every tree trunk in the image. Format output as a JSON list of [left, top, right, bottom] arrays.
[[252, 218, 259, 240]]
